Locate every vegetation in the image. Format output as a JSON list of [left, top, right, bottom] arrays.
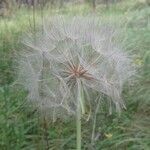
[[0, 0, 150, 149]]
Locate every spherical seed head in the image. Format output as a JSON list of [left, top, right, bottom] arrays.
[[18, 16, 135, 120]]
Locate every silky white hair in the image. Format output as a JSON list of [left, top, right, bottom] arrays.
[[18, 16, 135, 121]]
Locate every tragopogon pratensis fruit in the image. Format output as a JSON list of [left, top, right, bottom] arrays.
[[18, 16, 135, 149], [19, 16, 135, 120]]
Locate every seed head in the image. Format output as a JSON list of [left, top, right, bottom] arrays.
[[18, 16, 135, 120]]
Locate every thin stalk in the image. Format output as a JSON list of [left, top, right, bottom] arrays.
[[76, 80, 83, 150], [41, 52, 50, 149], [76, 101, 81, 150], [43, 117, 49, 150], [33, 0, 36, 37], [91, 96, 101, 146], [39, 51, 50, 149], [40, 0, 44, 32]]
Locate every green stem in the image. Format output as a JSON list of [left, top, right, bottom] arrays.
[[43, 117, 49, 150], [76, 80, 82, 150], [76, 100, 81, 150]]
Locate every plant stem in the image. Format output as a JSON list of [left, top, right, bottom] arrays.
[[43, 117, 49, 150], [76, 80, 82, 150], [91, 96, 100, 145], [33, 0, 36, 34], [76, 100, 81, 150]]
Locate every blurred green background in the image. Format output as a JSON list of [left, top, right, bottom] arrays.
[[0, 0, 150, 149]]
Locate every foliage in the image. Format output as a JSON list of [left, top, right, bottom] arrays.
[[0, 0, 149, 149]]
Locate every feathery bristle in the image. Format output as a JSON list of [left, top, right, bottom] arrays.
[[18, 16, 135, 120]]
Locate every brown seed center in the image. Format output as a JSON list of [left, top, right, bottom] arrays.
[[66, 64, 93, 80]]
